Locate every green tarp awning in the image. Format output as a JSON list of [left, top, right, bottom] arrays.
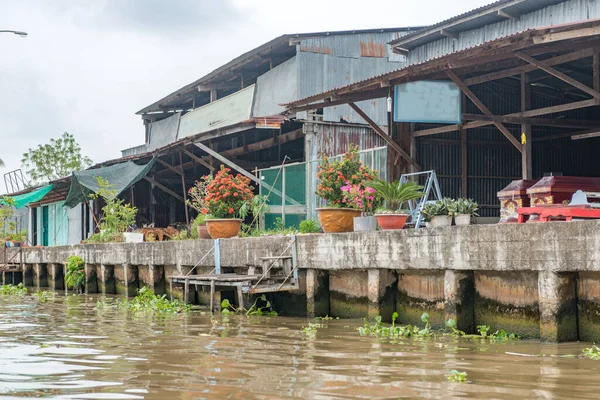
[[64, 158, 155, 208], [2, 185, 54, 209]]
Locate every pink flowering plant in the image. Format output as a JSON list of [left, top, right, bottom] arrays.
[[340, 182, 379, 215]]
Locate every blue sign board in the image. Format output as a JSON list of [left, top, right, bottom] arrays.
[[394, 80, 462, 124]]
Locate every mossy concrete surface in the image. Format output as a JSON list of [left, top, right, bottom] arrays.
[[329, 270, 368, 318], [397, 270, 445, 328], [475, 271, 540, 338]]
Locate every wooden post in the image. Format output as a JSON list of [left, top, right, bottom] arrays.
[[237, 285, 244, 311], [210, 281, 215, 313], [594, 53, 599, 93], [461, 129, 468, 197], [179, 152, 190, 225], [521, 72, 532, 180], [184, 278, 189, 305], [460, 92, 468, 197]]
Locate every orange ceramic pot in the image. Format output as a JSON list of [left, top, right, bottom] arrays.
[[316, 208, 362, 233], [375, 214, 409, 230], [206, 219, 242, 239]]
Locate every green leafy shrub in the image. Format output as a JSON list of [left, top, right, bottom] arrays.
[[448, 198, 479, 216], [369, 180, 424, 212], [65, 255, 85, 292], [299, 219, 321, 234], [582, 345, 600, 360]]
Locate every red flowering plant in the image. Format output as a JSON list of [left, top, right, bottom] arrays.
[[316, 144, 378, 208], [198, 166, 255, 219]]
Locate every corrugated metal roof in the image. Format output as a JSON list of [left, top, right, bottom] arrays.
[[284, 18, 600, 109], [137, 27, 424, 115], [389, 0, 567, 50]]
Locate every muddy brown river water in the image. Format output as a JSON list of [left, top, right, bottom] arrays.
[[0, 294, 599, 399]]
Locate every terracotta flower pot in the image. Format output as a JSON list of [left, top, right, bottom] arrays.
[[375, 214, 409, 230], [316, 208, 362, 233], [196, 224, 212, 239], [205, 219, 242, 239]]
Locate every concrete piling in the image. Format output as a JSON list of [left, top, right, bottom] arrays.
[[85, 264, 98, 294], [444, 270, 475, 333], [33, 263, 47, 289], [538, 271, 578, 342], [306, 269, 329, 318], [99, 265, 116, 295]]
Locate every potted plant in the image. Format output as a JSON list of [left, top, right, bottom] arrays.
[[8, 231, 26, 247], [340, 182, 378, 232], [315, 144, 378, 233], [449, 198, 479, 226], [422, 198, 453, 227], [370, 180, 425, 230], [192, 214, 211, 239], [201, 166, 254, 239], [186, 177, 212, 239]]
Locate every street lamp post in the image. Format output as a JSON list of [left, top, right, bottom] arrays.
[[0, 30, 27, 38]]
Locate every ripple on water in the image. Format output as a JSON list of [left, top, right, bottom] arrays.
[[0, 295, 599, 399]]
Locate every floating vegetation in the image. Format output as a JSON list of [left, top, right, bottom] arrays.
[[221, 294, 277, 316], [477, 325, 520, 341], [358, 313, 520, 342], [300, 323, 321, 339], [359, 312, 432, 338], [581, 345, 600, 360], [315, 315, 338, 321], [97, 287, 190, 315], [447, 370, 468, 383], [36, 290, 56, 302], [0, 283, 27, 297]]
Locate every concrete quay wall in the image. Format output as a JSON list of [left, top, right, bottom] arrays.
[[5, 220, 600, 342]]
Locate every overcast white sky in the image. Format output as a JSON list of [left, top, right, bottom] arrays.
[[0, 0, 489, 190]]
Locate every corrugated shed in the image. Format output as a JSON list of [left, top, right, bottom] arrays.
[[408, 0, 598, 64], [253, 57, 298, 118], [121, 144, 148, 158]]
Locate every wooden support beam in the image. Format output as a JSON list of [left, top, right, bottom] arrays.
[[594, 53, 600, 92], [348, 102, 421, 171], [533, 128, 600, 142], [412, 99, 599, 137], [461, 113, 600, 129], [460, 128, 467, 197], [287, 88, 389, 113], [498, 9, 517, 20], [446, 69, 523, 151], [440, 29, 458, 39], [521, 72, 532, 180], [143, 176, 184, 203], [572, 131, 600, 140], [533, 26, 600, 45], [465, 46, 599, 86], [515, 52, 600, 99], [181, 147, 214, 171], [193, 142, 261, 184], [156, 158, 183, 177], [179, 152, 189, 225]]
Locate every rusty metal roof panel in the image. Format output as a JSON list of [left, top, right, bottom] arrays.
[[298, 31, 418, 62]]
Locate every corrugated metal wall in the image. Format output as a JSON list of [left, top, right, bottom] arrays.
[[297, 31, 412, 126], [253, 56, 298, 117], [307, 123, 385, 161], [408, 0, 600, 65]]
